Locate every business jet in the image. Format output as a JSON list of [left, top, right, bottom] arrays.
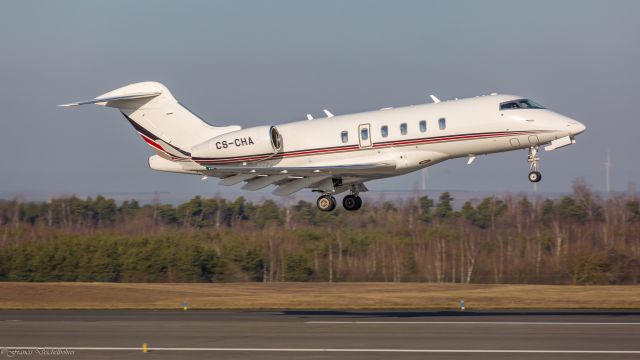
[[60, 82, 585, 211]]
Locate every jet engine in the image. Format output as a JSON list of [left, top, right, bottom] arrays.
[[190, 125, 282, 161]]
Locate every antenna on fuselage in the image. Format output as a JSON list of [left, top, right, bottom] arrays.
[[323, 109, 334, 118], [429, 95, 441, 103], [306, 114, 314, 120]]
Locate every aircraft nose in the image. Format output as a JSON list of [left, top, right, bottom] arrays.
[[569, 120, 586, 135]]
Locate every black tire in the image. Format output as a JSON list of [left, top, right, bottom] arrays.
[[317, 195, 336, 211], [354, 196, 363, 210], [528, 171, 542, 183], [343, 195, 359, 211], [328, 196, 337, 211]]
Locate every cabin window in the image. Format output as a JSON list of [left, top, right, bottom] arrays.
[[400, 123, 407, 135], [419, 120, 427, 133], [341, 131, 348, 143], [381, 125, 388, 138], [360, 127, 369, 141], [438, 118, 446, 130]]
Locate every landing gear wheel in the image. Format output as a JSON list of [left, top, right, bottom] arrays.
[[317, 195, 337, 212], [355, 196, 363, 209], [328, 196, 337, 211], [343, 195, 363, 211], [528, 171, 542, 183], [527, 146, 542, 183]]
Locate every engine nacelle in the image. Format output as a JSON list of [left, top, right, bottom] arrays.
[[190, 125, 282, 162]]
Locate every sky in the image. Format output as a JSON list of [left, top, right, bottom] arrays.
[[0, 0, 638, 201]]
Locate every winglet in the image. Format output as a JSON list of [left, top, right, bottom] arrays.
[[429, 95, 441, 103], [323, 109, 334, 118]]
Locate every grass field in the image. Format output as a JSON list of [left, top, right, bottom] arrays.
[[1, 283, 639, 310]]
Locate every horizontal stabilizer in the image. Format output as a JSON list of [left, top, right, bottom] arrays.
[[58, 91, 161, 107]]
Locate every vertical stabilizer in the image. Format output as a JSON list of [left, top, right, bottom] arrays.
[[60, 81, 241, 159]]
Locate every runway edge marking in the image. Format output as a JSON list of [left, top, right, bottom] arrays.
[[2, 347, 640, 354], [305, 321, 640, 325]]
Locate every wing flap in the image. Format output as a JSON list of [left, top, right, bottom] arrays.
[[219, 173, 258, 186], [272, 176, 330, 196], [242, 174, 289, 191]]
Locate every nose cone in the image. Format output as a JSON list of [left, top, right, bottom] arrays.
[[569, 120, 586, 135]]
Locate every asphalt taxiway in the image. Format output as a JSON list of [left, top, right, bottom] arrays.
[[1, 310, 639, 359]]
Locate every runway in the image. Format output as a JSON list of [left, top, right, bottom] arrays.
[[1, 310, 640, 359]]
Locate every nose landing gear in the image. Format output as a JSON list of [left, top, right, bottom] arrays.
[[528, 145, 542, 183], [528, 171, 542, 183]]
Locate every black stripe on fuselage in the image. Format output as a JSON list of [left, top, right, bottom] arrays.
[[121, 112, 191, 157]]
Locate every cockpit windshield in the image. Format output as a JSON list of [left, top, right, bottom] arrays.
[[500, 99, 545, 110]]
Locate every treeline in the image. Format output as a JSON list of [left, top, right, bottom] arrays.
[[0, 181, 639, 284]]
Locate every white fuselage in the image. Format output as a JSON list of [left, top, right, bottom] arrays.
[[191, 94, 584, 184]]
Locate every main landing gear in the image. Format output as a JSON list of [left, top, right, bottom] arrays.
[[316, 191, 363, 212], [342, 194, 363, 211], [527, 145, 542, 183], [316, 195, 337, 212]]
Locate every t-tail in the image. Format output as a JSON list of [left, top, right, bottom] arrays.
[[59, 81, 241, 162]]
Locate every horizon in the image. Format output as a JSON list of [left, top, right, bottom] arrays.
[[1, 179, 635, 207]]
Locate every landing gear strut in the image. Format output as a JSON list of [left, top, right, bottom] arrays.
[[316, 194, 336, 212], [527, 146, 542, 183]]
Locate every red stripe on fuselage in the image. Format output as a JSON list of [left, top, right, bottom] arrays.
[[194, 130, 541, 166]]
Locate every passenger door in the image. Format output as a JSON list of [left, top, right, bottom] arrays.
[[358, 124, 372, 148]]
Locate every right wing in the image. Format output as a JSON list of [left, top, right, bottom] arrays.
[[149, 154, 396, 195], [205, 162, 395, 196]]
